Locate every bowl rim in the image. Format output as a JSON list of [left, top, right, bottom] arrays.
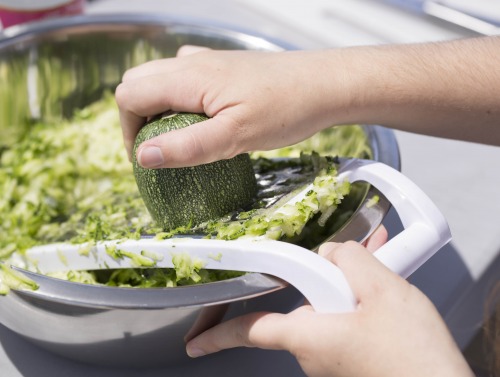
[[0, 12, 298, 51]]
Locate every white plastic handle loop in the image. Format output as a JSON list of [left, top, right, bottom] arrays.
[[339, 160, 451, 278]]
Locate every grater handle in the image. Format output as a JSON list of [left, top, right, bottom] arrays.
[[337, 159, 451, 279], [261, 159, 452, 313]]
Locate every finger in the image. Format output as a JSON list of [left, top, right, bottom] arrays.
[[177, 45, 211, 57], [317, 241, 342, 258], [115, 73, 207, 159], [136, 115, 243, 168], [186, 311, 295, 357], [318, 241, 402, 302], [121, 46, 210, 82], [117, 103, 145, 160], [122, 58, 188, 82], [363, 225, 389, 253], [116, 72, 206, 117]]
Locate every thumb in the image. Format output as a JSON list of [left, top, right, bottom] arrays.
[[186, 311, 298, 357], [136, 115, 243, 168]]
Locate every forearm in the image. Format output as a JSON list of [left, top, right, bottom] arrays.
[[320, 36, 500, 145]]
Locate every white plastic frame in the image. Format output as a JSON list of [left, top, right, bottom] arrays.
[[24, 159, 451, 313]]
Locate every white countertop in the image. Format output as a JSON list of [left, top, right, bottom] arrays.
[[1, 0, 499, 375]]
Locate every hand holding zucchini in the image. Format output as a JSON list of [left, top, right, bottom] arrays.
[[133, 112, 258, 230]]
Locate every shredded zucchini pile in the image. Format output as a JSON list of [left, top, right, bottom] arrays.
[[0, 94, 370, 290], [0, 94, 148, 256]]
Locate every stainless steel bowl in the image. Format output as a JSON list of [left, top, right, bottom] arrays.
[[0, 14, 400, 367]]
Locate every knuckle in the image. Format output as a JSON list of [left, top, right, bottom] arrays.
[[114, 82, 134, 110], [219, 117, 249, 159], [323, 240, 362, 264], [161, 128, 207, 166], [183, 128, 207, 163], [121, 66, 137, 82], [318, 242, 342, 258], [236, 315, 260, 348]]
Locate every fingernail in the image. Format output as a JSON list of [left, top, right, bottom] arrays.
[[138, 146, 164, 168], [186, 345, 206, 358]]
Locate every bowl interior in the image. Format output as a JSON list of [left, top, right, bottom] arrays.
[[0, 14, 401, 368], [0, 14, 285, 142], [0, 15, 400, 307]]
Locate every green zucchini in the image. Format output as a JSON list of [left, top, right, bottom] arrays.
[[133, 112, 257, 230]]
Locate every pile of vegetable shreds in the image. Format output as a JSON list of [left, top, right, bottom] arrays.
[[0, 93, 371, 292]]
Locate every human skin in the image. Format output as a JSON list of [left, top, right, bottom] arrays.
[[113, 37, 498, 376], [184, 240, 474, 377], [115, 36, 500, 169]]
